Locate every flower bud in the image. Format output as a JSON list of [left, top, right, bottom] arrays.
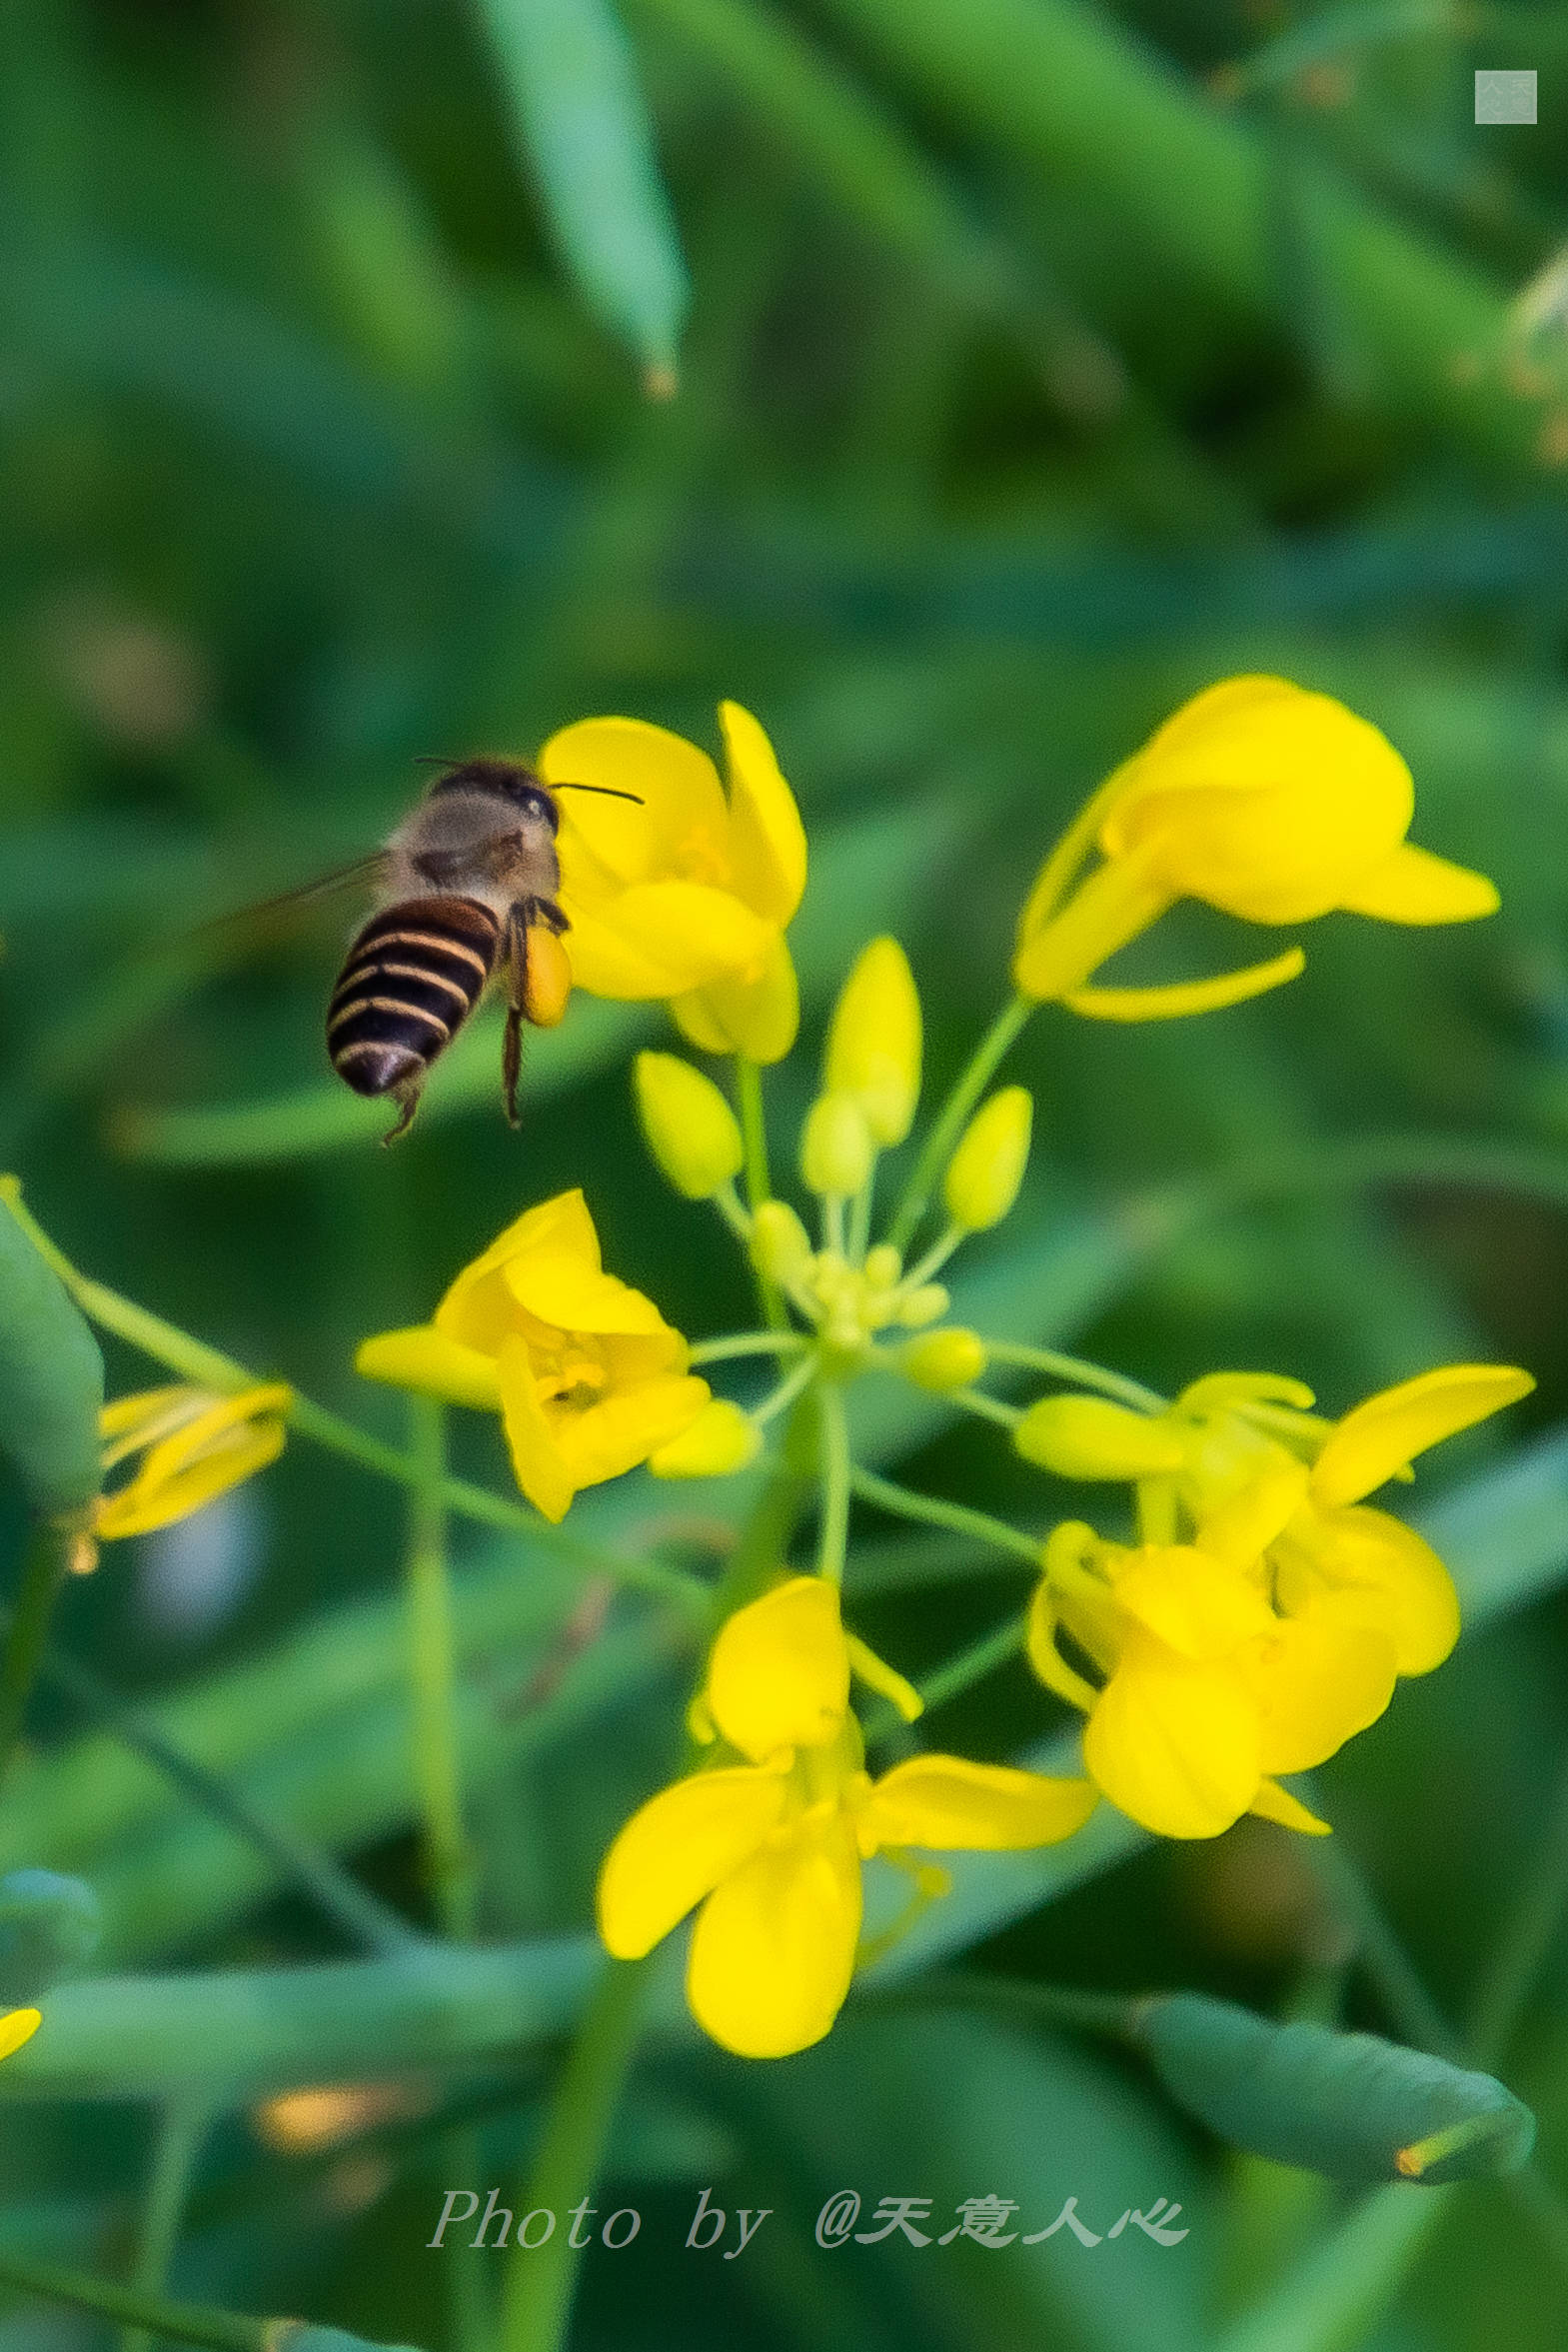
[[863, 1243, 901, 1289], [750, 1199, 812, 1288], [650, 1398, 762, 1479], [1013, 1393, 1185, 1478], [943, 1087, 1032, 1230], [897, 1283, 948, 1328], [800, 1093, 873, 1198], [824, 937, 922, 1147], [899, 1328, 987, 1392], [634, 1053, 744, 1198]]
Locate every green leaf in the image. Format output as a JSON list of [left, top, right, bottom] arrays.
[[474, 0, 689, 387], [0, 1869, 100, 2004], [0, 1181, 103, 1519], [1138, 1994, 1535, 2184]]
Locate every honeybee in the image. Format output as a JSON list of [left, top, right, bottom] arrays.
[[266, 759, 639, 1143]]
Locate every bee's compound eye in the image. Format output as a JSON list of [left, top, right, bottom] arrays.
[[522, 784, 560, 833]]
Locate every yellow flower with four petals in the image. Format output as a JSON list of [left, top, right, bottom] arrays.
[[541, 701, 806, 1063], [598, 1577, 1097, 2057], [356, 1189, 710, 1522], [1014, 676, 1499, 1018]]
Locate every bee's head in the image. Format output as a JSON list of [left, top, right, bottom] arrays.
[[426, 760, 559, 833]]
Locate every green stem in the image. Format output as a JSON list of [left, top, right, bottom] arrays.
[[846, 1170, 874, 1265], [735, 1056, 786, 1330], [847, 1464, 1042, 1566], [886, 993, 1031, 1254], [688, 1330, 807, 1365], [0, 1520, 75, 1788], [981, 1340, 1167, 1413], [752, 1351, 819, 1428], [0, 2247, 267, 2352], [948, 1387, 1021, 1429], [816, 1382, 851, 1585], [867, 1970, 1138, 2037], [123, 2099, 210, 2352], [406, 1396, 476, 1942], [861, 1611, 1026, 1744], [498, 1954, 651, 2352]]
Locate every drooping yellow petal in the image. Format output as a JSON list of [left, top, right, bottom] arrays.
[[1024, 1582, 1099, 1712], [720, 700, 806, 925], [96, 1416, 286, 1538], [843, 1633, 923, 1723], [541, 717, 731, 887], [706, 1576, 848, 1762], [1249, 1779, 1331, 1835], [1335, 841, 1499, 924], [863, 1755, 1097, 1850], [355, 1327, 504, 1411], [496, 1335, 576, 1522], [597, 1764, 788, 1958], [0, 2008, 41, 2061], [1110, 1544, 1275, 1660], [100, 1385, 203, 1445], [1243, 1613, 1398, 1775], [1082, 1633, 1261, 1838], [675, 932, 800, 1063], [1062, 948, 1305, 1022], [687, 1813, 862, 2057], [1280, 1505, 1461, 1674], [1310, 1365, 1535, 1509]]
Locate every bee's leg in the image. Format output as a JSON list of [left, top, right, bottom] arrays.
[[382, 1081, 423, 1146], [502, 908, 529, 1129]]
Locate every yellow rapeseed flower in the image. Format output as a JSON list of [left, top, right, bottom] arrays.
[[598, 1577, 1096, 2056], [1027, 1524, 1393, 1840], [1014, 677, 1499, 1019], [95, 1382, 292, 1542], [1018, 1361, 1533, 1684], [356, 1189, 709, 1522], [539, 701, 806, 1063]]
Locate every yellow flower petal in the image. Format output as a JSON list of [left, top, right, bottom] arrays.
[[1196, 1456, 1311, 1570], [505, 1249, 679, 1340], [720, 701, 806, 925], [1099, 678, 1415, 925], [100, 1384, 203, 1445], [687, 1813, 862, 2057], [706, 1576, 848, 1761], [1083, 1632, 1261, 1838], [1176, 1371, 1317, 1414], [97, 1417, 286, 1539], [355, 1327, 503, 1410], [675, 933, 800, 1063], [843, 1633, 923, 1722], [597, 1764, 788, 1958], [1024, 1581, 1099, 1712], [435, 1191, 601, 1348], [1282, 1505, 1461, 1674], [571, 880, 776, 997], [0, 2007, 41, 2061], [1249, 1779, 1331, 1835], [1110, 1544, 1275, 1660], [1336, 841, 1499, 924], [1063, 948, 1305, 1023], [649, 1397, 761, 1478], [862, 1756, 1097, 1849], [541, 717, 731, 887], [1244, 1614, 1398, 1775], [496, 1334, 576, 1521], [1310, 1364, 1535, 1509], [549, 1374, 711, 1491]]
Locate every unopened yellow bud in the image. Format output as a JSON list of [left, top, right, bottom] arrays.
[[900, 1328, 987, 1391], [750, 1199, 812, 1287], [649, 1397, 762, 1479], [943, 1087, 1033, 1230], [1013, 1393, 1185, 1477], [824, 937, 922, 1147], [634, 1054, 744, 1198], [863, 1243, 901, 1288], [800, 1093, 873, 1198], [898, 1283, 948, 1328]]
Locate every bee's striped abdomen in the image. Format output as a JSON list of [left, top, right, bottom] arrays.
[[328, 895, 499, 1100]]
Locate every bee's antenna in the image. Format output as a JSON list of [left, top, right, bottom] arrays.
[[551, 781, 645, 806]]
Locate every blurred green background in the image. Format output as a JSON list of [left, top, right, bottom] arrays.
[[5, 0, 1568, 2346]]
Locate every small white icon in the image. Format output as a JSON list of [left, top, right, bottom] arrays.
[[1475, 69, 1537, 124]]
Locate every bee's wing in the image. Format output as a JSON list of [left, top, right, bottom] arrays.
[[191, 852, 393, 951]]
